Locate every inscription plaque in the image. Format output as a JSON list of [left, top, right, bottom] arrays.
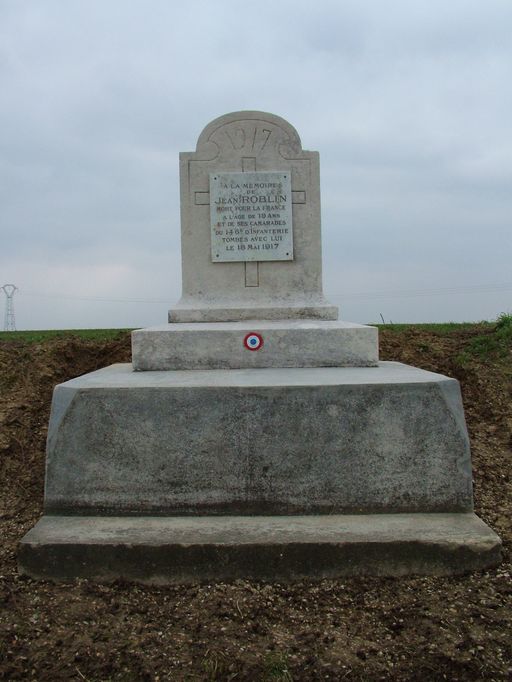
[[210, 171, 293, 262]]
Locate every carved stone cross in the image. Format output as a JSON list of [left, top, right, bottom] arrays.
[[169, 111, 337, 322]]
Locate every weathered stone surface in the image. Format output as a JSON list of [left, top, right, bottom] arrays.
[[169, 111, 337, 322], [19, 110, 502, 582], [18, 513, 502, 582], [169, 302, 338, 323], [44, 362, 473, 516], [132, 320, 378, 370]]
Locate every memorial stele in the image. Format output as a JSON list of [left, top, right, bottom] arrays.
[[171, 111, 335, 322], [19, 111, 501, 582]]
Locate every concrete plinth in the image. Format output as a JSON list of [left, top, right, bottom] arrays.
[[18, 513, 501, 583], [168, 302, 339, 323], [44, 362, 473, 516], [132, 320, 378, 370]]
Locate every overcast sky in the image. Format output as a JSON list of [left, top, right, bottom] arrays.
[[1, 0, 511, 329]]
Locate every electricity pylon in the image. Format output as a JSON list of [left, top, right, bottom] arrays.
[[1, 284, 18, 331]]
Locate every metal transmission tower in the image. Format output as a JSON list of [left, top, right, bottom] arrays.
[[1, 284, 18, 331]]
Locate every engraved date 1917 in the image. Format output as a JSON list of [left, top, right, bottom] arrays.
[[222, 125, 273, 152]]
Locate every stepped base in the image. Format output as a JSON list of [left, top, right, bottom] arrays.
[[19, 513, 501, 583], [43, 362, 473, 515], [132, 320, 378, 370]]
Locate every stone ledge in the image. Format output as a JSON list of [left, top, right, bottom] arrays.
[[43, 362, 474, 516], [132, 320, 378, 370], [168, 303, 339, 323], [18, 513, 502, 583]]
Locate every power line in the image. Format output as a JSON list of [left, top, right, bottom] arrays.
[[20, 291, 169, 304], [17, 283, 512, 304], [332, 283, 512, 302]]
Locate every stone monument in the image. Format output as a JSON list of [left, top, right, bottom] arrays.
[[19, 111, 501, 582]]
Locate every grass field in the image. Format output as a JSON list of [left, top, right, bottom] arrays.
[[0, 328, 134, 343], [376, 321, 492, 333], [0, 321, 495, 342]]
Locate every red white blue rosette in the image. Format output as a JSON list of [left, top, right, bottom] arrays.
[[243, 332, 264, 351]]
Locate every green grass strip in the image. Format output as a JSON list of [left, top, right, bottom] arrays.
[[0, 328, 133, 343]]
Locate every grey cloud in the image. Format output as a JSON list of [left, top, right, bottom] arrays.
[[1, 1, 511, 328]]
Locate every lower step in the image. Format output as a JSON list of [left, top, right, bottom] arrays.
[[19, 513, 501, 583]]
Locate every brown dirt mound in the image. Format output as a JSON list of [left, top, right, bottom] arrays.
[[0, 327, 511, 681]]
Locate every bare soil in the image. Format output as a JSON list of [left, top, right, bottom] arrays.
[[0, 327, 511, 681]]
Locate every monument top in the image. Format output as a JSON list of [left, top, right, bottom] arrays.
[[169, 111, 338, 323]]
